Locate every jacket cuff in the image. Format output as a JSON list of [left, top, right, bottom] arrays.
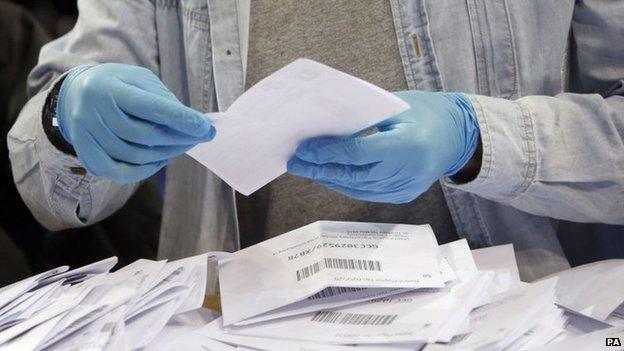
[[443, 94, 537, 202]]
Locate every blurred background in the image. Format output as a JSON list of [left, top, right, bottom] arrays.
[[15, 0, 77, 37], [0, 0, 161, 286]]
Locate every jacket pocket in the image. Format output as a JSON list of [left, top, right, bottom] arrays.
[[180, 0, 213, 111], [466, 0, 518, 99]]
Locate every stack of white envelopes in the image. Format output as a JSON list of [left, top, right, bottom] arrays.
[[168, 221, 624, 351], [0, 254, 210, 350], [3, 221, 624, 351]]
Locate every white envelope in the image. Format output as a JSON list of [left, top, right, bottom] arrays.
[[218, 221, 443, 326], [200, 318, 420, 351], [448, 278, 559, 350], [223, 239, 488, 345], [236, 241, 468, 327], [225, 274, 492, 345], [542, 259, 624, 322]]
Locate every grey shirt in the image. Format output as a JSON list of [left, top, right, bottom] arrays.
[[237, 0, 458, 246]]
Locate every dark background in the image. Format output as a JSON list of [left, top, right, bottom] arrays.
[[0, 0, 161, 287], [16, 0, 77, 37]]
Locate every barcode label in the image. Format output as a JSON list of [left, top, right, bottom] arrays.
[[296, 262, 322, 281], [311, 311, 398, 325], [296, 258, 382, 281], [308, 287, 366, 300]]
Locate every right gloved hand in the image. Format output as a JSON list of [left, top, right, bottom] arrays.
[[56, 63, 215, 183]]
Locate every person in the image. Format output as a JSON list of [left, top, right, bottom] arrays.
[[0, 0, 164, 286], [8, 1, 624, 283]]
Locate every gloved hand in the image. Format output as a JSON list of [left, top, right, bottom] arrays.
[[287, 90, 479, 204], [56, 63, 215, 183]]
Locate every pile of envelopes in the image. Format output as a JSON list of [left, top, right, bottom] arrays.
[[2, 220, 624, 350], [181, 221, 624, 351], [0, 254, 209, 350]]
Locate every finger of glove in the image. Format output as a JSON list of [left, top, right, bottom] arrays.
[[85, 117, 194, 164], [105, 105, 216, 146], [113, 81, 213, 137], [287, 157, 385, 184], [98, 134, 192, 165], [73, 128, 166, 183], [295, 130, 398, 165], [112, 64, 180, 102]]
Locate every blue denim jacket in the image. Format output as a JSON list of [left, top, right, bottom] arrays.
[[8, 0, 624, 281]]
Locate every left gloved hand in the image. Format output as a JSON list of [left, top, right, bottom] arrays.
[[287, 90, 480, 204]]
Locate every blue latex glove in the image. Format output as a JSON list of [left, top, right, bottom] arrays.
[[56, 63, 215, 183], [287, 90, 479, 204]]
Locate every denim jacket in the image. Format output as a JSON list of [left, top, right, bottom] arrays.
[[8, 0, 624, 281]]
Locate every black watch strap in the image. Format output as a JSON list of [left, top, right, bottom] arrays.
[[42, 76, 76, 156]]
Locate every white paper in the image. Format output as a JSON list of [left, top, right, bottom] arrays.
[[472, 244, 520, 283], [219, 221, 442, 325], [0, 313, 64, 351], [36, 257, 118, 287], [106, 259, 167, 295], [200, 318, 420, 351], [0, 280, 64, 329], [154, 332, 238, 351], [238, 242, 466, 327], [226, 274, 492, 345], [42, 306, 127, 351], [541, 259, 624, 322], [224, 240, 487, 345], [0, 276, 97, 346], [0, 266, 68, 312], [532, 325, 624, 351], [147, 308, 219, 350], [505, 307, 566, 351], [125, 298, 181, 348], [38, 284, 136, 349], [439, 239, 478, 283], [559, 311, 612, 339], [448, 278, 558, 350], [235, 287, 410, 326], [186, 58, 409, 195], [0, 254, 210, 351]]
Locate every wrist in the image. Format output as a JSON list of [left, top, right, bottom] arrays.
[[442, 92, 480, 177], [42, 76, 76, 156], [450, 136, 482, 183], [55, 65, 94, 144]]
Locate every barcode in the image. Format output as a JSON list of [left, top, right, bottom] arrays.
[[296, 262, 322, 281], [308, 287, 366, 300], [311, 311, 398, 325], [296, 258, 382, 281]]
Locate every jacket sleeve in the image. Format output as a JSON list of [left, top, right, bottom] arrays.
[[7, 0, 159, 230], [445, 0, 624, 225]]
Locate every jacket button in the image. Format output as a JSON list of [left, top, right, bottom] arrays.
[[70, 166, 87, 175]]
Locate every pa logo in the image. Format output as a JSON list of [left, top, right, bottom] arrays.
[[606, 337, 622, 347]]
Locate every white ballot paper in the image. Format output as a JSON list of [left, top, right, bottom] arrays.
[[472, 244, 520, 283], [200, 317, 420, 351], [223, 239, 491, 345], [225, 275, 492, 345], [542, 259, 624, 323], [442, 278, 559, 351], [0, 254, 209, 350], [186, 58, 409, 195], [236, 245, 461, 326], [218, 221, 443, 326], [533, 325, 624, 351]]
